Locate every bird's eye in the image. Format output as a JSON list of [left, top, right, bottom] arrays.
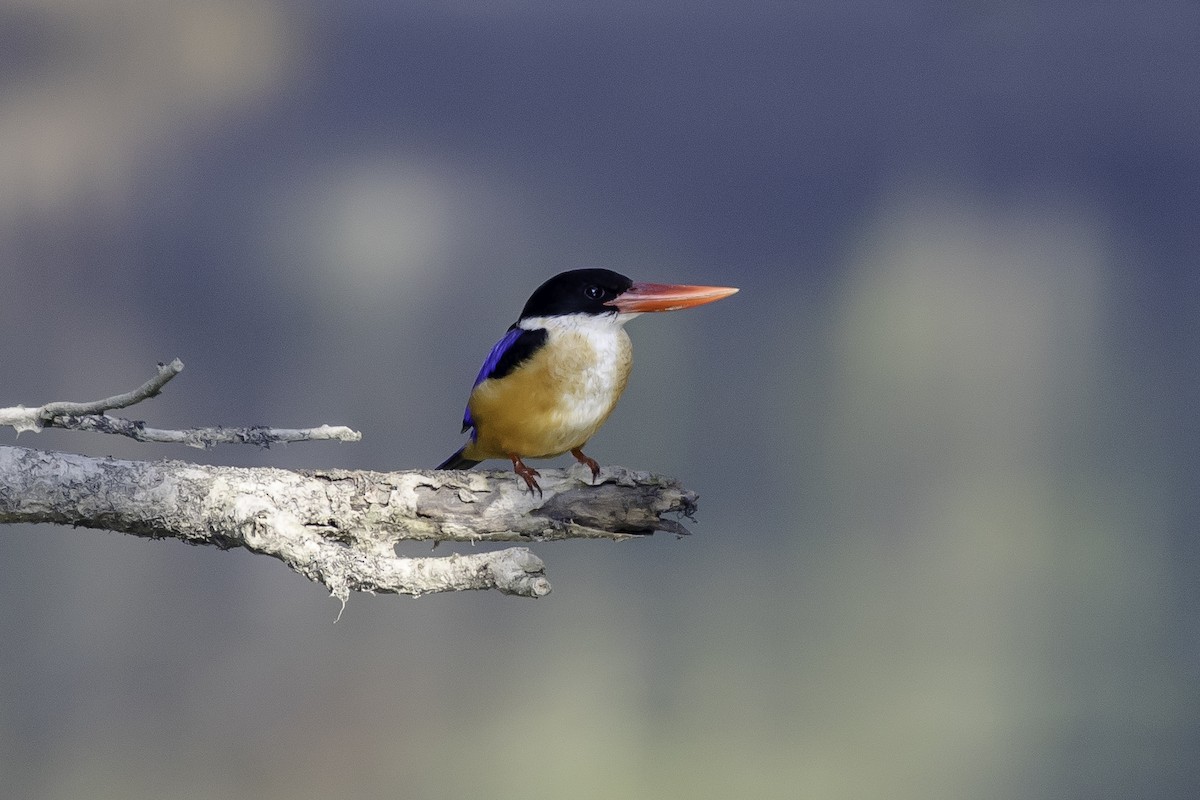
[[584, 285, 604, 300]]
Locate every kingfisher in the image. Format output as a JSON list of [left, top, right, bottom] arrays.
[[435, 268, 738, 494]]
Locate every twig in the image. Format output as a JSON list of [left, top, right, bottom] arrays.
[[0, 359, 362, 448], [45, 416, 361, 449], [39, 358, 184, 418]]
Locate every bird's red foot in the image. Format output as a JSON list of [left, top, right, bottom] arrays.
[[509, 454, 542, 497], [570, 447, 601, 483]]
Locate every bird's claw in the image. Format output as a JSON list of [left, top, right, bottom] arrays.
[[509, 455, 543, 497], [570, 448, 601, 484]]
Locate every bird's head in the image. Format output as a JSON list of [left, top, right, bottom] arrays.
[[518, 268, 738, 324]]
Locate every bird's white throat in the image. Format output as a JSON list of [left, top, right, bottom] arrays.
[[518, 312, 634, 435]]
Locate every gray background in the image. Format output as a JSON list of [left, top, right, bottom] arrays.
[[2, 2, 1198, 798]]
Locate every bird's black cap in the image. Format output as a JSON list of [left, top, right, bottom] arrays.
[[518, 269, 633, 320]]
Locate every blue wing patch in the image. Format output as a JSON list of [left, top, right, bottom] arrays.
[[461, 325, 548, 434], [472, 327, 526, 388]]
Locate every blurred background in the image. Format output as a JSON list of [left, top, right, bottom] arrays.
[[2, 2, 1198, 798]]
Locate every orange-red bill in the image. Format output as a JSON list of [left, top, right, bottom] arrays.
[[606, 282, 739, 313]]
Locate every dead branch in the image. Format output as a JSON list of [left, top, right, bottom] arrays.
[[0, 446, 696, 600], [0, 359, 361, 447], [0, 361, 698, 600]]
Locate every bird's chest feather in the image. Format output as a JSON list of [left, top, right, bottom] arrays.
[[546, 328, 632, 426], [467, 322, 632, 458]]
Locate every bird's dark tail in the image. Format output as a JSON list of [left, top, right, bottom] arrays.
[[436, 446, 482, 471]]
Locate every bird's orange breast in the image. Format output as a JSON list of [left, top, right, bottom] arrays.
[[462, 327, 631, 461]]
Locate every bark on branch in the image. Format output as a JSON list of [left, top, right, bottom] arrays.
[[0, 360, 699, 600], [0, 446, 697, 600]]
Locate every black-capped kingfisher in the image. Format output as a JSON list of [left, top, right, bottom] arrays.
[[435, 268, 738, 494]]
